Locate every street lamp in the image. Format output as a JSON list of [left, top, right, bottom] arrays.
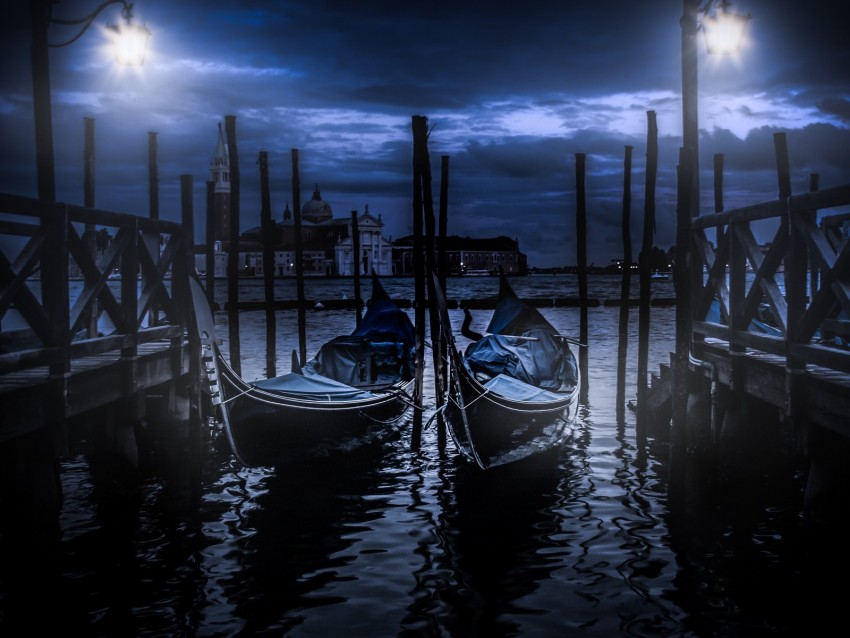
[[701, 1, 751, 56], [30, 0, 151, 203], [681, 0, 749, 216]]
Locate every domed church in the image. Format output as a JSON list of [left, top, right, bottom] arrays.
[[195, 122, 393, 277], [196, 122, 525, 279], [240, 183, 394, 278], [300, 184, 334, 223]]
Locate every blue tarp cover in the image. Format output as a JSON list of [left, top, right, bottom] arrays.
[[482, 373, 565, 402], [256, 286, 415, 398], [464, 328, 577, 392], [463, 274, 578, 393], [298, 294, 415, 386], [253, 369, 377, 402], [353, 297, 416, 345]]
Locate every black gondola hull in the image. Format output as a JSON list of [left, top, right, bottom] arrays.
[[432, 271, 581, 470], [443, 365, 578, 469], [192, 273, 417, 468], [213, 351, 415, 467]]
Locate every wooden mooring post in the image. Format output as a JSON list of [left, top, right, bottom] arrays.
[[410, 115, 428, 450], [670, 146, 693, 484], [225, 115, 242, 376], [259, 151, 276, 378], [291, 148, 307, 366], [352, 211, 362, 324], [436, 154, 450, 450], [637, 110, 658, 437], [575, 152, 589, 404], [616, 145, 633, 424], [83, 117, 97, 337], [421, 120, 447, 452], [205, 179, 215, 308]]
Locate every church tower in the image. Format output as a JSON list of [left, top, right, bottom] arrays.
[[209, 122, 231, 243]]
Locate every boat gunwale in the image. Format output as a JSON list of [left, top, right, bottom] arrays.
[[215, 346, 415, 411], [452, 357, 579, 413]]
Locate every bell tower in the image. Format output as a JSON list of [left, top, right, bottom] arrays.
[[209, 122, 231, 243]]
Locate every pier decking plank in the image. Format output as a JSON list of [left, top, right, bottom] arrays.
[[0, 338, 189, 442]]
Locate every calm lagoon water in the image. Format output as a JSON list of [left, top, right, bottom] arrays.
[[1, 274, 842, 636]]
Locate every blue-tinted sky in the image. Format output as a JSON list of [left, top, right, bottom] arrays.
[[2, 0, 848, 268]]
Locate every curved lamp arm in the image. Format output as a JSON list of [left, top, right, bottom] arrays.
[[48, 0, 135, 48]]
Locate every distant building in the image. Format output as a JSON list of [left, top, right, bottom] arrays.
[[195, 123, 526, 279], [239, 186, 394, 277], [210, 122, 231, 244], [195, 123, 231, 278], [195, 124, 393, 278], [391, 235, 527, 276]]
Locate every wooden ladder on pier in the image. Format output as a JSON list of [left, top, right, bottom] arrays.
[[628, 353, 674, 424]]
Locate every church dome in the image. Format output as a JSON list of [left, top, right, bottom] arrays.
[[302, 184, 333, 223]]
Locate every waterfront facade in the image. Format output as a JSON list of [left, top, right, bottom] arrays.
[[238, 188, 394, 277], [195, 123, 526, 278], [391, 235, 527, 276]]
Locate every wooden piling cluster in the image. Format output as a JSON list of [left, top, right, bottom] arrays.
[[564, 113, 850, 520], [197, 109, 675, 448], [3, 104, 850, 556]]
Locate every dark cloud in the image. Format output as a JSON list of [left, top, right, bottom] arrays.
[[817, 98, 850, 124], [1, 0, 848, 267]]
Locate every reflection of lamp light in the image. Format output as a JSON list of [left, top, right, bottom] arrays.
[[680, 0, 749, 217], [30, 0, 152, 202]]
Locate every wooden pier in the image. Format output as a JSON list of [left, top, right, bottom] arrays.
[[643, 133, 850, 518], [0, 190, 199, 549]]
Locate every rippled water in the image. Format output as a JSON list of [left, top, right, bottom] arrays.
[[1, 275, 840, 636]]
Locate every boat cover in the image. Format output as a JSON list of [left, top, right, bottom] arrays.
[[482, 373, 565, 402], [301, 335, 412, 386], [292, 289, 416, 391], [705, 299, 782, 336], [253, 370, 377, 402], [464, 327, 577, 391], [352, 296, 417, 346]]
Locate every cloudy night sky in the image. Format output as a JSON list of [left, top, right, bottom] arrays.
[[1, 0, 848, 269]]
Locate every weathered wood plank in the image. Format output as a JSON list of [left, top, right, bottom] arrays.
[[0, 339, 187, 437]]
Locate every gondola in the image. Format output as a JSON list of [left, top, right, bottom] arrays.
[[190, 273, 417, 467], [431, 271, 581, 469]]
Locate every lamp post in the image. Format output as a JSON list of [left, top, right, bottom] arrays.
[[680, 0, 749, 216], [30, 0, 151, 203], [673, 0, 749, 443]]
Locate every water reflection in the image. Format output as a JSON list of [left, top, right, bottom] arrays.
[[217, 446, 396, 634], [4, 274, 832, 636], [435, 453, 576, 636]]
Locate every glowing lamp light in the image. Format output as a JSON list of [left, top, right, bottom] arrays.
[[106, 20, 151, 65], [701, 1, 750, 55], [34, 0, 154, 203]]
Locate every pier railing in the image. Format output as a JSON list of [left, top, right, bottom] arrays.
[[690, 163, 850, 378], [0, 192, 190, 378]]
